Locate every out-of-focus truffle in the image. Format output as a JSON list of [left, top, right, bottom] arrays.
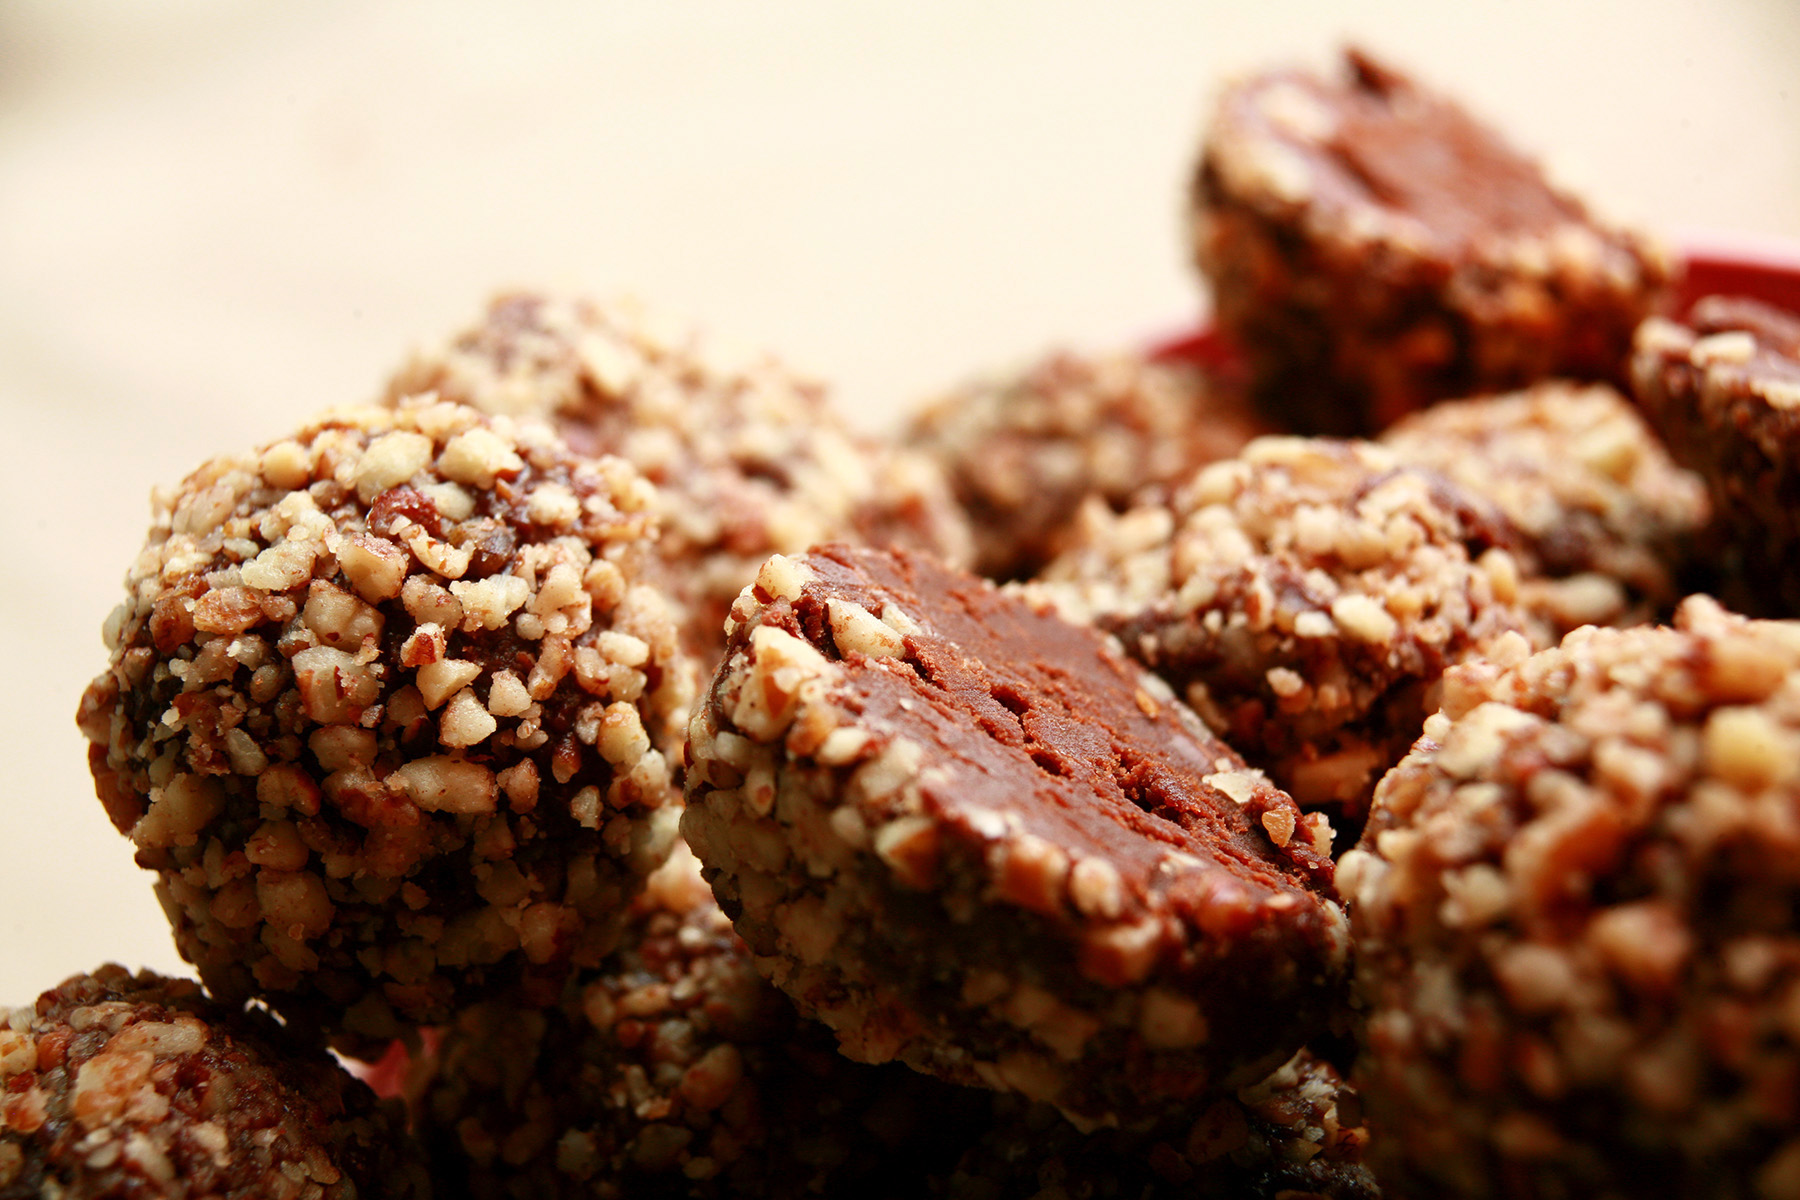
[[905, 349, 1266, 581], [383, 292, 972, 657], [77, 401, 692, 1047], [411, 843, 985, 1199], [0, 964, 429, 1199], [1192, 47, 1673, 435], [1631, 295, 1800, 617], [939, 1049, 1380, 1199], [1378, 382, 1708, 635]]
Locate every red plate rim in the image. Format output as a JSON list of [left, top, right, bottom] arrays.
[[1677, 232, 1800, 316]]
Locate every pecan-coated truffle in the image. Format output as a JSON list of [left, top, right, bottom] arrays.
[[77, 401, 693, 1046], [384, 293, 972, 656], [683, 546, 1349, 1126], [1342, 597, 1800, 1199], [0, 965, 429, 1199]]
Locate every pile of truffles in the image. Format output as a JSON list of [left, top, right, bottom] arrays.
[[24, 43, 1800, 1200]]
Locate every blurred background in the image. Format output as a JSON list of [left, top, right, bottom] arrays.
[[3, 0, 1797, 1004]]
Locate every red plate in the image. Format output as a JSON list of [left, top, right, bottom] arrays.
[[1678, 236, 1800, 315]]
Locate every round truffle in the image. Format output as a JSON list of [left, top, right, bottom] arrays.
[[77, 400, 693, 1044], [1340, 596, 1800, 1199], [682, 545, 1350, 1125], [905, 349, 1266, 581], [1631, 295, 1800, 617], [1033, 435, 1538, 826], [383, 292, 973, 657], [1378, 382, 1709, 636], [411, 842, 985, 1199], [0, 964, 428, 1199], [1192, 47, 1672, 435]]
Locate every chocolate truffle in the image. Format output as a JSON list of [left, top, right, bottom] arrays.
[[940, 1049, 1380, 1199], [384, 292, 972, 656], [1341, 596, 1800, 1199], [1192, 48, 1673, 435], [0, 965, 428, 1199], [411, 843, 984, 1200], [77, 401, 692, 1045], [1631, 295, 1800, 617], [1033, 436, 1538, 826], [1379, 382, 1708, 636], [905, 349, 1265, 581], [682, 545, 1349, 1126]]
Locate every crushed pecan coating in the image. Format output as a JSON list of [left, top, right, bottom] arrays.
[[0, 965, 429, 1199], [683, 546, 1349, 1126], [1342, 596, 1800, 1199], [1032, 436, 1540, 827], [383, 292, 972, 656], [1380, 382, 1708, 635], [1192, 48, 1673, 435], [412, 843, 984, 1199], [906, 349, 1265, 580], [77, 401, 692, 1046]]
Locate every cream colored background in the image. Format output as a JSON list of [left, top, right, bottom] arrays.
[[3, 1, 1798, 1005]]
